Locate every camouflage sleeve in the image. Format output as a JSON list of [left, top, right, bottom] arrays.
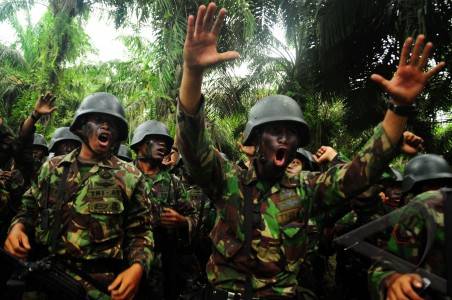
[[123, 175, 155, 275], [368, 191, 444, 300], [176, 97, 226, 201], [307, 124, 397, 220], [369, 206, 426, 299], [13, 120, 35, 185], [10, 159, 53, 231]]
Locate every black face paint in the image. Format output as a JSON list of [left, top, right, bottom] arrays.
[[138, 137, 170, 165], [79, 115, 119, 158], [255, 123, 299, 181], [54, 140, 80, 156]]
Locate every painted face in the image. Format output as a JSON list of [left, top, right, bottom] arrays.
[[286, 158, 303, 176], [257, 123, 300, 177], [383, 185, 403, 208], [54, 140, 80, 156], [81, 114, 119, 155], [32, 147, 47, 163], [138, 136, 170, 163]]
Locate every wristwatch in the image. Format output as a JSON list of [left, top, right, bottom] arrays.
[[387, 102, 417, 117]]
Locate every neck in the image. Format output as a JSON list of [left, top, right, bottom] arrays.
[[137, 159, 161, 176], [255, 158, 284, 184], [79, 143, 103, 163]]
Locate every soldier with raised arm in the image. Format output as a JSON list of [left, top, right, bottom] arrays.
[[176, 3, 444, 299]]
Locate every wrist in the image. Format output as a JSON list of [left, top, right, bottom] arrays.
[[30, 110, 41, 121], [387, 101, 417, 117]]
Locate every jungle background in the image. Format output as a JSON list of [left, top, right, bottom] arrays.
[[0, 0, 451, 166]]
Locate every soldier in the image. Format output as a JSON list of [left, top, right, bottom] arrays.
[[48, 127, 82, 156], [116, 144, 133, 162], [176, 3, 444, 299], [31, 133, 49, 180], [401, 154, 452, 203], [369, 188, 452, 300], [130, 120, 199, 300], [4, 92, 154, 300]]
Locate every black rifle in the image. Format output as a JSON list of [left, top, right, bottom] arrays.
[[334, 195, 449, 296], [0, 248, 88, 300]]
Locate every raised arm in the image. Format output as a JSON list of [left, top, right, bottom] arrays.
[[375, 35, 444, 145], [179, 3, 239, 114]]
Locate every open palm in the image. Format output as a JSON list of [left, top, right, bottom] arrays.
[[371, 35, 445, 104], [183, 3, 239, 72]]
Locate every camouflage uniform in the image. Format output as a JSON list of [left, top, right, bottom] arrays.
[[176, 100, 397, 298], [0, 120, 34, 242], [368, 189, 449, 300], [142, 167, 200, 299], [11, 149, 154, 299]]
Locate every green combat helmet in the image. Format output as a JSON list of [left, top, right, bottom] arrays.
[[295, 148, 318, 171], [117, 144, 133, 162], [33, 133, 48, 154], [242, 95, 310, 146], [48, 127, 82, 153], [70, 92, 128, 141], [130, 120, 174, 152], [401, 154, 452, 193]]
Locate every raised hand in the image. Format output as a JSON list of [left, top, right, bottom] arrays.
[[371, 35, 445, 105], [313, 146, 337, 164], [401, 131, 424, 155], [184, 3, 240, 73], [34, 92, 57, 117]]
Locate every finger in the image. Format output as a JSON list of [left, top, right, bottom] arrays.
[[399, 37, 413, 67], [194, 5, 206, 37], [370, 74, 390, 92], [425, 61, 445, 79], [108, 275, 122, 291], [410, 35, 425, 66], [203, 2, 217, 32], [217, 51, 240, 63], [394, 286, 409, 300], [111, 278, 127, 297], [49, 95, 57, 104], [186, 15, 195, 41], [49, 107, 57, 113], [20, 233, 31, 250], [404, 286, 424, 300], [418, 42, 432, 69], [211, 8, 226, 36]]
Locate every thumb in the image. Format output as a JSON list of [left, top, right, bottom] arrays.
[[370, 74, 390, 92], [411, 274, 423, 288], [218, 51, 240, 63], [20, 232, 30, 250], [108, 274, 122, 291]]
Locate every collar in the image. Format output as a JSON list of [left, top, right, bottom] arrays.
[[57, 149, 119, 169], [243, 159, 300, 190]]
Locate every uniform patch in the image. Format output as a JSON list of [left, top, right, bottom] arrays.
[[275, 189, 302, 225], [89, 199, 123, 214], [88, 187, 121, 199]]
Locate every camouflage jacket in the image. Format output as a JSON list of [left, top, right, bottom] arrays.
[[140, 167, 198, 239], [176, 100, 397, 297], [368, 190, 448, 300], [11, 150, 154, 290]]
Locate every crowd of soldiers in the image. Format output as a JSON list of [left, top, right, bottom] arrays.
[[0, 3, 450, 300]]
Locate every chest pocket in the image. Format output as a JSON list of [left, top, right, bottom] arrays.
[[86, 183, 125, 243], [275, 189, 303, 226], [274, 188, 307, 272]]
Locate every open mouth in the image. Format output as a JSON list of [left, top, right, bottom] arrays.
[[274, 148, 287, 167], [97, 132, 111, 147]]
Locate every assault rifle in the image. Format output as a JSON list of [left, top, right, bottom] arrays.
[[0, 248, 88, 300], [334, 189, 452, 298]]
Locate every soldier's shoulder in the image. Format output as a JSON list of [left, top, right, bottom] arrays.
[[46, 154, 67, 169], [411, 189, 445, 208], [114, 156, 142, 177]]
